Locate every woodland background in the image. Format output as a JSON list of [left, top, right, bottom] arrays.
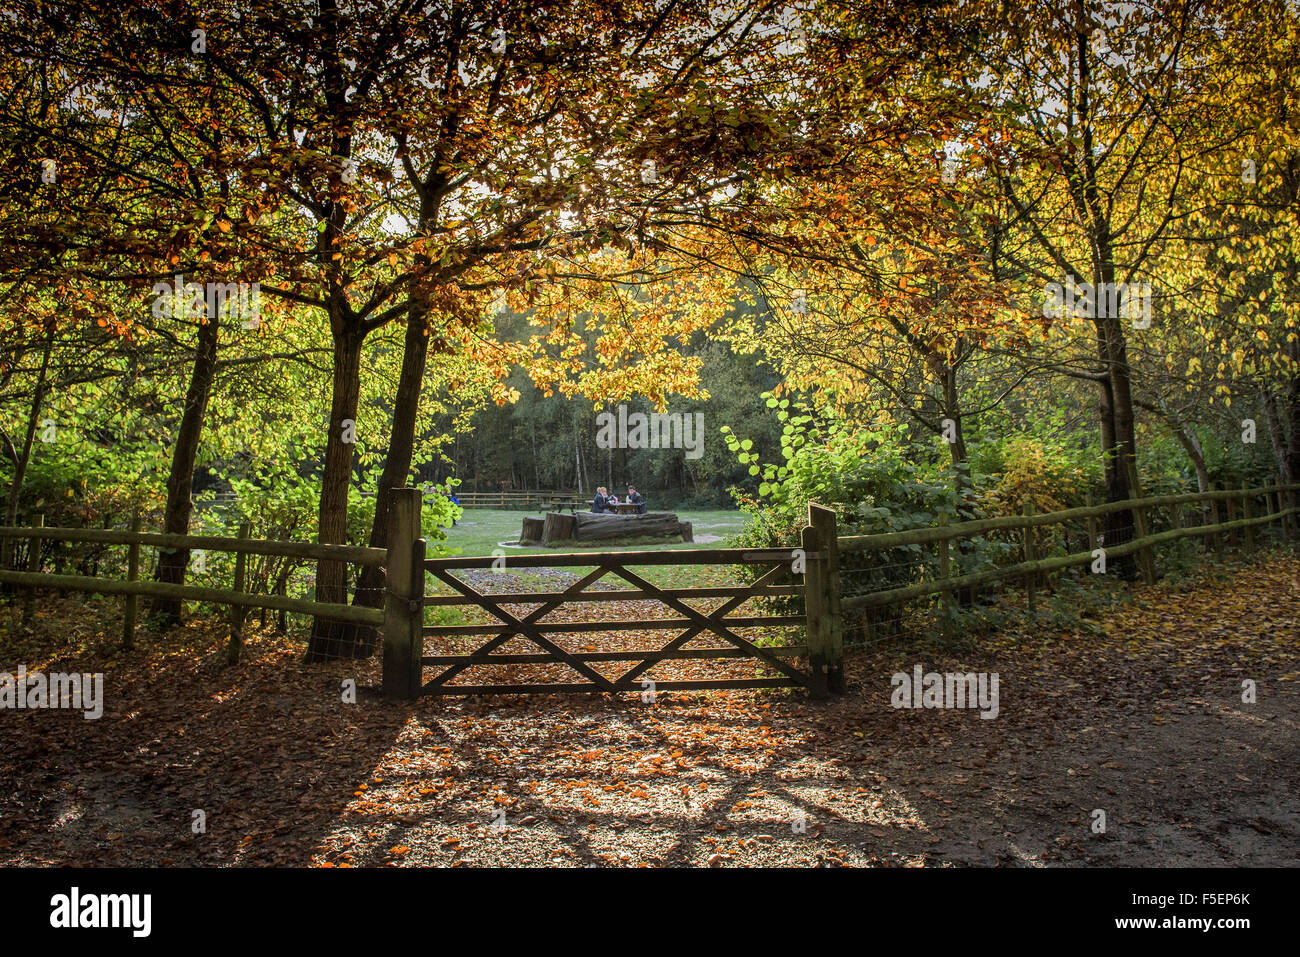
[[0, 0, 1296, 660]]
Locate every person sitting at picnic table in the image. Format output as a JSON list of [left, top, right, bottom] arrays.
[[591, 487, 610, 513], [626, 486, 646, 514]]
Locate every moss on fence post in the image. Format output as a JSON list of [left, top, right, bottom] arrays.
[[1022, 501, 1037, 618], [383, 488, 425, 699], [122, 511, 140, 649], [21, 514, 43, 629], [227, 521, 251, 665], [803, 503, 844, 698]]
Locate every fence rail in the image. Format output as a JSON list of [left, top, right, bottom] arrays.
[[379, 492, 843, 698], [451, 490, 581, 509], [416, 548, 812, 695], [837, 484, 1296, 553], [0, 519, 385, 651], [839, 483, 1300, 623], [3, 483, 1295, 697], [0, 526, 386, 566], [0, 568, 381, 624]]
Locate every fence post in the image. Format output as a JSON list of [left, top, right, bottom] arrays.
[[1207, 487, 1222, 552], [1085, 491, 1099, 552], [122, 510, 140, 649], [1287, 482, 1298, 541], [383, 488, 425, 700], [937, 511, 952, 640], [21, 514, 44, 629], [1022, 501, 1037, 617], [1241, 482, 1255, 557], [1131, 487, 1157, 585], [804, 503, 844, 698], [1273, 481, 1290, 541], [1292, 482, 1300, 541], [227, 521, 251, 665], [1224, 489, 1238, 552]]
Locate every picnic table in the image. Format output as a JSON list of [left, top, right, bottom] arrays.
[[610, 502, 643, 515], [545, 498, 584, 513]]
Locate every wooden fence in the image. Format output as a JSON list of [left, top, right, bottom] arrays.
[[380, 491, 844, 698], [451, 490, 581, 509], [0, 483, 1294, 698], [0, 523, 384, 657], [835, 482, 1299, 636]]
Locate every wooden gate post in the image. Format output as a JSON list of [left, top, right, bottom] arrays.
[[1022, 501, 1037, 617], [1292, 482, 1299, 540], [1127, 487, 1157, 585], [1085, 491, 1099, 551], [383, 488, 425, 699], [1286, 482, 1298, 541], [226, 521, 251, 665], [1224, 490, 1238, 551], [122, 510, 140, 649], [21, 514, 44, 629], [1272, 481, 1290, 540], [1241, 481, 1256, 556], [803, 503, 844, 698], [937, 511, 953, 640]]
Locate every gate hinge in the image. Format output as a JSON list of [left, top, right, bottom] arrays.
[[409, 599, 421, 613]]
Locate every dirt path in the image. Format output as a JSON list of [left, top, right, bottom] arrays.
[[1, 555, 1295, 867]]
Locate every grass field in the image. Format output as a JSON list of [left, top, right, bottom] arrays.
[[422, 507, 756, 602], [431, 507, 752, 557]]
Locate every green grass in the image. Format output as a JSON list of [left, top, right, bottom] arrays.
[[430, 507, 751, 557], [423, 508, 756, 595]]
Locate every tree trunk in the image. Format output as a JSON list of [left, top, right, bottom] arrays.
[[1095, 313, 1138, 580], [345, 304, 431, 656], [2, 326, 54, 575], [1278, 357, 1300, 517], [939, 356, 969, 477], [1143, 399, 1212, 496], [531, 422, 539, 489], [1171, 419, 1213, 506], [542, 511, 577, 544], [1262, 386, 1291, 482], [306, 323, 365, 661], [1284, 364, 1300, 484], [149, 309, 221, 625]]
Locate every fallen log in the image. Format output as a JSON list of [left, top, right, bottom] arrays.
[[573, 511, 683, 542]]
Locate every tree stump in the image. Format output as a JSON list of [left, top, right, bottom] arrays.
[[520, 517, 544, 544], [679, 521, 693, 542], [541, 512, 577, 545]]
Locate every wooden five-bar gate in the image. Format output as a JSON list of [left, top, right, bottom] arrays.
[[381, 490, 846, 699], [5, 483, 1289, 701]]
